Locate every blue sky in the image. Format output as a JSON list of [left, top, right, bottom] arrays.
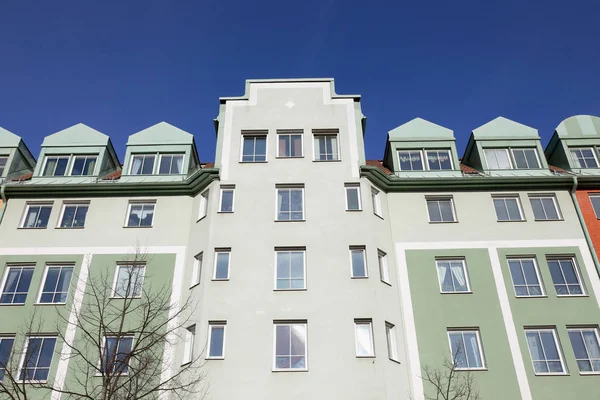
[[1, 0, 599, 163]]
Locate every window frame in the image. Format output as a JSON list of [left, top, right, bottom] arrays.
[[276, 130, 304, 158], [182, 324, 196, 365], [125, 201, 156, 228], [36, 264, 74, 305], [218, 186, 235, 213], [492, 195, 525, 222], [18, 336, 57, 383], [0, 155, 8, 177], [99, 335, 135, 376], [0, 265, 35, 305], [57, 201, 90, 229], [528, 195, 562, 221], [567, 326, 600, 374], [207, 322, 227, 360], [212, 249, 231, 281], [198, 190, 209, 221], [397, 149, 454, 171], [41, 155, 71, 177], [129, 154, 157, 175], [157, 153, 185, 175], [484, 148, 512, 170], [190, 252, 203, 289], [354, 319, 375, 358], [447, 329, 486, 370], [570, 147, 599, 169], [378, 250, 390, 285], [240, 131, 268, 163], [511, 148, 541, 169], [507, 257, 546, 298], [275, 185, 305, 221], [69, 155, 98, 176], [589, 194, 600, 219], [371, 187, 382, 217], [426, 197, 457, 223], [274, 248, 307, 291], [350, 246, 368, 279], [312, 131, 340, 162], [436, 258, 471, 293], [272, 321, 308, 371], [345, 183, 362, 211], [20, 203, 53, 229], [397, 149, 425, 171], [111, 264, 146, 299], [385, 322, 399, 362], [524, 328, 567, 375], [546, 256, 586, 297], [0, 335, 15, 381]]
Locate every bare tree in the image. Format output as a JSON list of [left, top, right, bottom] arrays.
[[0, 247, 206, 400]]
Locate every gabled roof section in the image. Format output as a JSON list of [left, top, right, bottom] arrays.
[[554, 115, 600, 138], [127, 122, 194, 145], [472, 117, 539, 140], [388, 118, 454, 141], [42, 123, 110, 147], [0, 126, 23, 147]]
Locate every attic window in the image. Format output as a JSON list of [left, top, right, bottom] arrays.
[[570, 148, 599, 169], [41, 155, 98, 177], [484, 148, 540, 170], [0, 156, 7, 176], [397, 150, 452, 171], [43, 156, 70, 176], [130, 155, 156, 175]]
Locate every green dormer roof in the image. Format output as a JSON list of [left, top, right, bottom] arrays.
[[0, 126, 24, 147], [554, 115, 600, 138], [127, 122, 194, 145], [41, 123, 111, 147], [388, 118, 454, 141], [472, 117, 539, 140]]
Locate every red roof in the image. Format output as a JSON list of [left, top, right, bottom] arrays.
[[366, 160, 392, 175], [459, 163, 481, 175], [103, 170, 122, 180]]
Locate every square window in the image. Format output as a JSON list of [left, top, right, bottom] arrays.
[[219, 186, 235, 213], [21, 204, 52, 229], [208, 322, 226, 359], [274, 322, 307, 370], [525, 328, 566, 374], [397, 150, 424, 171], [570, 148, 599, 169], [350, 247, 367, 278], [70, 156, 97, 176], [507, 258, 545, 297], [0, 156, 8, 177], [277, 131, 303, 158], [198, 190, 209, 220], [512, 148, 540, 169], [182, 325, 196, 365], [0, 336, 15, 381], [275, 248, 306, 290], [378, 250, 390, 284], [158, 154, 184, 174], [101, 335, 134, 375], [386, 322, 399, 361], [448, 330, 485, 369], [589, 195, 600, 219], [59, 203, 89, 228], [493, 196, 524, 221], [242, 134, 267, 162], [191, 252, 203, 287], [484, 149, 512, 170], [42, 156, 70, 176], [130, 155, 156, 175], [213, 249, 230, 280], [568, 327, 600, 373], [313, 133, 339, 161], [426, 198, 456, 223], [276, 186, 304, 221], [371, 187, 382, 217], [436, 259, 470, 293], [345, 184, 361, 211], [426, 150, 453, 170], [529, 195, 561, 221], [112, 265, 145, 298], [19, 337, 57, 381], [354, 320, 375, 357], [547, 257, 584, 296], [0, 266, 34, 304], [126, 202, 155, 227], [38, 265, 74, 304]]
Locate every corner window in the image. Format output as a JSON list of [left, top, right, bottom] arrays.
[[507, 258, 544, 297], [568, 327, 600, 373], [0, 156, 8, 177], [277, 130, 303, 158], [448, 330, 485, 370], [19, 337, 57, 381], [354, 320, 375, 357], [512, 148, 540, 169], [378, 250, 390, 284], [208, 322, 226, 359], [219, 186, 235, 213], [426, 197, 456, 223], [0, 265, 34, 304], [191, 252, 203, 287], [129, 154, 156, 175], [274, 321, 307, 370], [21, 203, 52, 229], [529, 195, 561, 221], [493, 196, 524, 221], [158, 154, 184, 175], [313, 130, 339, 161], [275, 248, 306, 290], [241, 132, 267, 162], [589, 195, 600, 219], [38, 265, 74, 304], [70, 156, 97, 176], [182, 325, 196, 364], [0, 336, 15, 380], [397, 150, 424, 171], [525, 328, 566, 374], [126, 202, 155, 227], [213, 249, 230, 280], [436, 259, 470, 293], [350, 246, 367, 278], [386, 322, 399, 361], [198, 190, 209, 220], [276, 186, 304, 221], [112, 264, 145, 298], [345, 184, 362, 211], [42, 156, 70, 176], [371, 187, 382, 217], [570, 148, 599, 169], [59, 203, 89, 228], [547, 257, 584, 296], [484, 149, 512, 170], [101, 335, 134, 375]]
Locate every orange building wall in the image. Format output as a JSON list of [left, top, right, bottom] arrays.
[[576, 190, 600, 260]]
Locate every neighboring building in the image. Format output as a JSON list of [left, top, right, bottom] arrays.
[[0, 79, 599, 400]]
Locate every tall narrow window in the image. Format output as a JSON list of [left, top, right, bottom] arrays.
[[274, 322, 307, 370], [371, 187, 382, 217], [0, 336, 15, 380], [568, 327, 600, 373], [589, 195, 600, 218], [386, 322, 399, 361], [207, 322, 226, 359], [112, 264, 145, 298], [426, 197, 456, 223], [448, 330, 485, 370], [38, 265, 74, 304], [570, 148, 599, 169], [436, 259, 470, 293], [59, 203, 89, 228], [129, 155, 156, 175], [42, 156, 70, 176], [354, 320, 375, 357], [70, 155, 97, 176], [529, 195, 561, 221], [547, 257, 584, 296], [512, 148, 540, 169], [101, 335, 134, 375], [276, 186, 304, 221], [20, 337, 57, 381], [350, 247, 367, 278], [378, 250, 390, 284], [219, 186, 235, 213], [493, 196, 524, 221], [275, 248, 306, 290], [426, 150, 452, 170], [277, 130, 303, 158], [0, 265, 35, 304], [507, 258, 544, 297], [397, 150, 424, 171], [191, 252, 203, 287], [213, 249, 230, 280], [198, 190, 209, 220], [313, 131, 339, 161], [345, 184, 362, 211], [126, 202, 155, 227], [21, 203, 52, 229], [525, 328, 566, 374], [484, 149, 512, 170], [242, 132, 267, 162], [182, 325, 196, 364], [0, 156, 8, 177]]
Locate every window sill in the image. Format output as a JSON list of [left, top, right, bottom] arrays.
[[312, 159, 341, 162], [515, 295, 548, 299], [579, 372, 600, 376], [0, 303, 25, 306], [217, 211, 234, 214], [206, 356, 225, 360], [276, 156, 304, 159], [274, 288, 307, 292], [496, 219, 526, 223], [211, 278, 230, 282], [533, 373, 569, 377], [346, 209, 363, 212], [455, 368, 488, 372], [122, 226, 153, 229], [18, 227, 48, 230], [356, 355, 376, 359], [109, 296, 142, 300], [440, 291, 473, 295], [556, 294, 588, 298], [274, 219, 306, 223], [239, 161, 268, 164], [351, 276, 369, 279], [34, 302, 67, 306], [272, 368, 308, 372], [533, 219, 564, 222], [55, 226, 85, 229], [17, 380, 48, 384]]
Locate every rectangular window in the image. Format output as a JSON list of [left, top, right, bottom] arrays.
[[398, 150, 424, 171], [126, 202, 155, 227], [386, 322, 399, 361], [101, 335, 134, 375], [547, 257, 584, 296], [276, 186, 304, 221], [219, 186, 235, 213], [378, 250, 390, 284], [242, 132, 267, 162], [70, 155, 97, 176], [0, 265, 34, 304], [512, 148, 540, 169], [207, 322, 226, 359], [19, 336, 57, 381], [313, 131, 339, 161], [525, 328, 566, 374], [0, 156, 8, 177], [59, 203, 89, 228], [182, 325, 196, 364], [345, 184, 362, 211], [484, 148, 512, 170], [570, 148, 599, 169], [42, 156, 70, 176], [426, 197, 456, 223], [38, 265, 74, 304], [130, 154, 156, 175], [371, 187, 382, 217], [275, 248, 306, 290], [0, 336, 15, 380], [158, 154, 184, 175], [191, 252, 202, 287], [529, 195, 561, 220], [493, 196, 524, 221], [277, 130, 303, 158], [354, 320, 375, 357], [426, 150, 453, 170], [21, 203, 52, 228], [448, 330, 485, 370], [350, 247, 367, 278], [213, 249, 230, 280], [274, 322, 307, 370], [198, 190, 209, 220], [589, 195, 600, 219], [436, 259, 470, 293], [112, 264, 145, 298], [568, 327, 600, 373], [508, 258, 544, 297]]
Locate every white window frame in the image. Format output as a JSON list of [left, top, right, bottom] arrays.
[[385, 322, 399, 362], [426, 197, 457, 223], [99, 335, 135, 376], [447, 329, 486, 370], [276, 130, 304, 158], [511, 148, 541, 169], [570, 147, 599, 169], [36, 264, 74, 304], [213, 249, 231, 281], [546, 256, 586, 296], [207, 322, 227, 360], [436, 258, 471, 293], [397, 149, 425, 171], [198, 190, 209, 220], [492, 195, 524, 222], [425, 149, 453, 170], [125, 201, 156, 228], [274, 248, 306, 291], [371, 187, 382, 217], [111, 264, 146, 299], [20, 203, 53, 229], [0, 155, 8, 177], [240, 131, 268, 163], [524, 328, 567, 375], [18, 336, 57, 383], [506, 258, 545, 297], [354, 319, 375, 357], [41, 155, 71, 177], [0, 335, 15, 379], [191, 252, 203, 288], [397, 149, 454, 171], [378, 250, 390, 284], [0, 265, 35, 305], [529, 195, 562, 221], [69, 155, 98, 176], [312, 130, 340, 161], [57, 201, 90, 229], [275, 185, 305, 221], [157, 153, 185, 175], [484, 148, 513, 170], [589, 194, 600, 219], [182, 324, 196, 365], [218, 186, 235, 213], [350, 246, 368, 278], [567, 326, 600, 374], [345, 183, 362, 211], [129, 154, 157, 175], [273, 321, 308, 371]]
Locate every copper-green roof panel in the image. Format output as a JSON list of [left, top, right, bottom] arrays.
[[388, 118, 454, 141], [127, 122, 194, 146], [0, 126, 23, 147], [554, 115, 600, 138], [41, 123, 110, 147], [472, 116, 539, 140]]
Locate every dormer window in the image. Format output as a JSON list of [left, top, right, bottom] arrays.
[[159, 154, 184, 174], [570, 148, 599, 168], [42, 155, 98, 177], [70, 156, 97, 176], [0, 156, 7, 176], [484, 148, 540, 170], [130, 155, 156, 175], [43, 156, 70, 176], [130, 153, 185, 175], [397, 149, 452, 171]]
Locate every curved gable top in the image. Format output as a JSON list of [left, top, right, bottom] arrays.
[[472, 116, 538, 140], [388, 118, 454, 141], [127, 122, 194, 146], [554, 115, 600, 138], [42, 123, 110, 147], [0, 126, 23, 147]]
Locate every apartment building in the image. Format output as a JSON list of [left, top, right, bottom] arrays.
[[0, 79, 599, 399]]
